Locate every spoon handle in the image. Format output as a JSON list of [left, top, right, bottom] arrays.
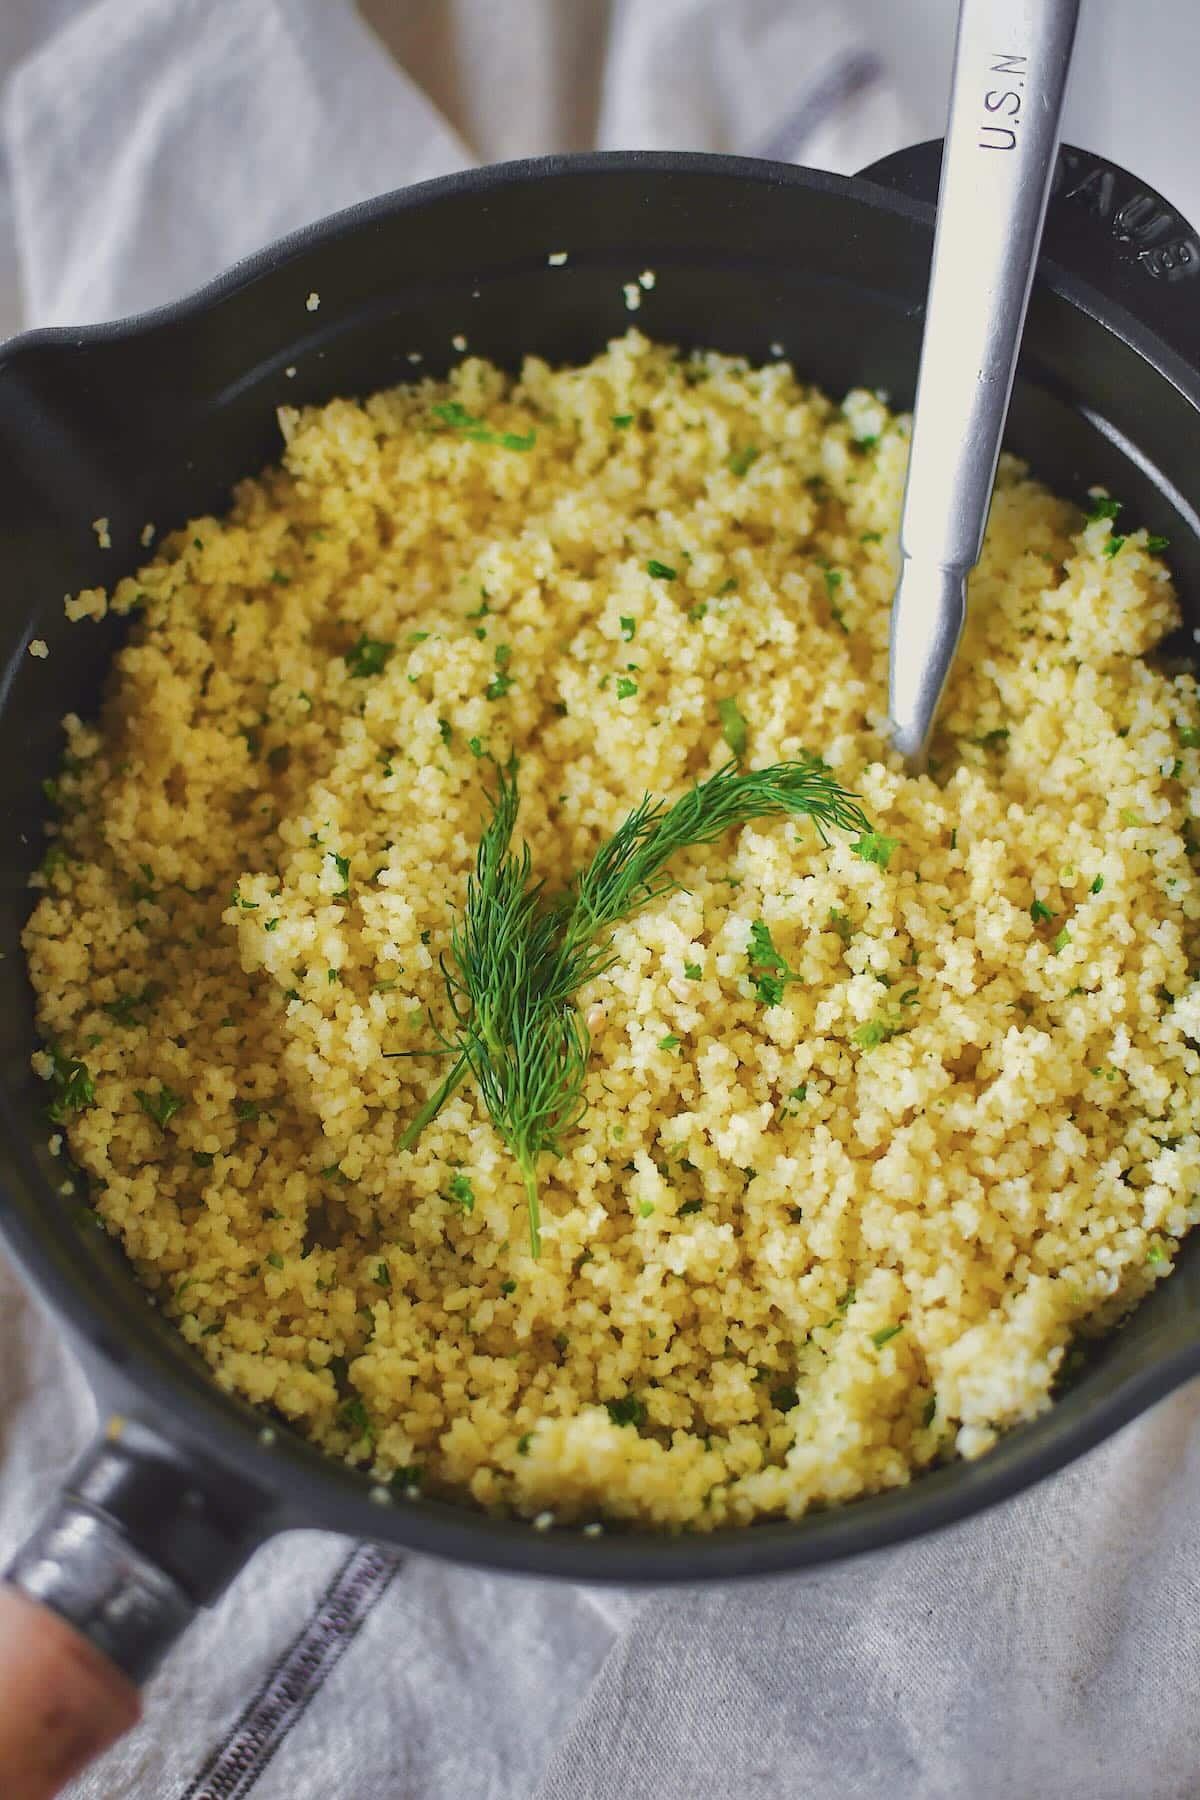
[[888, 0, 1080, 764]]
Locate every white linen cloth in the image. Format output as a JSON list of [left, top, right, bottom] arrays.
[[1, 5, 1198, 1796]]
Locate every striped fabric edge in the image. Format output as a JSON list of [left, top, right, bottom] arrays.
[[177, 1541, 404, 1800]]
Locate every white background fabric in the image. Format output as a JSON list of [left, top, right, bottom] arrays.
[[1, 4, 1198, 1796]]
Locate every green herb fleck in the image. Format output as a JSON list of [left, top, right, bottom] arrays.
[[345, 635, 394, 679], [134, 1084, 184, 1129], [853, 832, 898, 870], [717, 696, 748, 759], [46, 1049, 95, 1122], [871, 1323, 903, 1348], [606, 1394, 645, 1429], [1030, 898, 1056, 923], [854, 1018, 900, 1050], [611, 414, 633, 429], [646, 559, 677, 581], [727, 445, 760, 477], [447, 1172, 475, 1215]]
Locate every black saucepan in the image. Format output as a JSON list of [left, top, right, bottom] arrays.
[[2, 144, 1199, 1688]]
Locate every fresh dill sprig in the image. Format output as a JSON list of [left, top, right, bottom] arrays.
[[401, 756, 870, 1254]]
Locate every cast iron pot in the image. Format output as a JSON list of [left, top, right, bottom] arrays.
[[2, 142, 1199, 1694]]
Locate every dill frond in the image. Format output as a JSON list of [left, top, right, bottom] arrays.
[[401, 754, 871, 1254]]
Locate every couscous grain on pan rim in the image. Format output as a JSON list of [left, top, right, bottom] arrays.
[[22, 331, 1200, 1530]]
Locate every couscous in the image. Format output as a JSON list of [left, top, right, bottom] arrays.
[[23, 334, 1200, 1528]]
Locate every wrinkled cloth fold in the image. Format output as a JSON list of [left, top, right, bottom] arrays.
[[0, 4, 1197, 1797]]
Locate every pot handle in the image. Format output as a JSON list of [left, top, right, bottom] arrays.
[[1, 1416, 266, 1797], [859, 139, 1200, 367]]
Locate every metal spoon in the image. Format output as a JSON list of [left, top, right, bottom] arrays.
[[888, 0, 1080, 766]]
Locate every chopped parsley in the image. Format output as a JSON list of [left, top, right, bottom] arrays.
[[860, 530, 883, 544], [605, 1394, 645, 1429], [619, 616, 636, 641], [727, 445, 760, 477], [1147, 533, 1170, 553], [516, 1433, 532, 1454], [748, 920, 800, 1007], [1089, 874, 1105, 894], [1051, 926, 1072, 954], [266, 1252, 284, 1270], [447, 1171, 475, 1214], [134, 1084, 184, 1129], [431, 401, 535, 451], [1030, 898, 1056, 923], [102, 985, 160, 1027], [871, 1323, 903, 1348], [1179, 726, 1200, 748], [46, 1049, 95, 1122], [340, 1397, 374, 1443], [852, 832, 898, 870], [611, 413, 634, 429], [658, 1034, 680, 1051], [345, 635, 394, 679], [828, 907, 854, 945], [327, 851, 350, 895], [1147, 1243, 1168, 1266], [717, 696, 748, 759], [500, 1279, 517, 1295], [853, 1017, 900, 1050], [1086, 496, 1122, 522], [1103, 535, 1126, 559], [646, 559, 677, 581], [438, 717, 453, 746], [375, 1261, 391, 1288], [192, 1151, 215, 1169], [616, 675, 638, 700], [678, 1198, 703, 1216], [683, 961, 702, 980], [486, 644, 514, 701]]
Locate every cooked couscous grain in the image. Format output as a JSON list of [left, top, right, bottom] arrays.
[[23, 334, 1200, 1528]]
